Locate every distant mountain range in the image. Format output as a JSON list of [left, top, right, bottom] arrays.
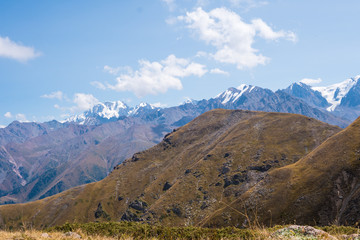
[[0, 75, 359, 204], [66, 78, 360, 128], [0, 109, 342, 228]]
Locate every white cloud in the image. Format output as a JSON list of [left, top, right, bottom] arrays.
[[195, 51, 208, 58], [165, 17, 178, 25], [4, 112, 12, 118], [41, 91, 65, 100], [210, 68, 229, 75], [60, 113, 70, 119], [104, 54, 207, 97], [300, 78, 323, 85], [150, 102, 168, 108], [72, 93, 99, 112], [104, 65, 122, 75], [0, 125, 6, 128], [162, 0, 176, 11], [178, 7, 296, 69], [0, 36, 41, 62], [252, 19, 297, 42], [52, 93, 100, 113], [91, 81, 107, 90], [15, 113, 28, 122]]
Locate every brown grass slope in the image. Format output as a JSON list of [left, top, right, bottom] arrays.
[[203, 116, 360, 227], [0, 109, 340, 229]]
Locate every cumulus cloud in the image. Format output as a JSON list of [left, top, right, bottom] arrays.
[[91, 81, 107, 90], [178, 7, 296, 69], [72, 93, 100, 112], [0, 36, 41, 62], [210, 68, 229, 75], [101, 54, 207, 97], [252, 19, 296, 41], [103, 65, 123, 75], [300, 78, 323, 85], [52, 93, 100, 113], [41, 91, 65, 100], [15, 113, 28, 122], [4, 112, 12, 118], [0, 125, 5, 128]]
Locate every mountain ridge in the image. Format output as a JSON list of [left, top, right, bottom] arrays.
[[0, 109, 341, 228], [203, 115, 360, 227]]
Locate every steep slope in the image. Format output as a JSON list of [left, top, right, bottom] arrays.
[[203, 116, 360, 227], [0, 110, 340, 228], [284, 76, 360, 122], [0, 118, 165, 204], [312, 76, 359, 112], [283, 82, 329, 108]]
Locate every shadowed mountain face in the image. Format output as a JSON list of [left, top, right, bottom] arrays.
[[0, 120, 64, 146], [203, 116, 360, 227], [0, 110, 341, 228], [283, 76, 360, 122], [0, 118, 167, 204]]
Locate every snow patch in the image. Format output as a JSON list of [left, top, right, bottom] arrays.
[[1, 146, 27, 186], [216, 84, 252, 104], [312, 77, 358, 111], [233, 84, 250, 102], [220, 90, 235, 104]]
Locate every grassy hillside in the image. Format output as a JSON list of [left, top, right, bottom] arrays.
[[0, 109, 340, 229], [204, 116, 360, 227]]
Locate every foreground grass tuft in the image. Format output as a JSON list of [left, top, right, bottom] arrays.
[[1, 222, 359, 239]]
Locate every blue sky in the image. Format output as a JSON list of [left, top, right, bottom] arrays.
[[1, 0, 360, 126]]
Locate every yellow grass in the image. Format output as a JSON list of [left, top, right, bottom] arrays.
[[0, 230, 136, 240]]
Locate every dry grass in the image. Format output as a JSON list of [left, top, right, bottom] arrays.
[[0, 226, 356, 240], [0, 229, 136, 240]]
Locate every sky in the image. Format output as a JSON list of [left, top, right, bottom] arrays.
[[0, 0, 360, 127]]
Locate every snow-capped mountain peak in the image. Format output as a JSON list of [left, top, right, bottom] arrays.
[[92, 101, 128, 119], [312, 77, 359, 111], [66, 100, 131, 124], [216, 84, 254, 104], [66, 100, 166, 125]]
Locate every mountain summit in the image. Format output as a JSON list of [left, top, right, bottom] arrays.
[[283, 75, 360, 121], [66, 101, 161, 125]]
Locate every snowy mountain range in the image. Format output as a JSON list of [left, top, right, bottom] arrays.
[[66, 76, 360, 128], [284, 75, 360, 121], [66, 101, 161, 125]]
